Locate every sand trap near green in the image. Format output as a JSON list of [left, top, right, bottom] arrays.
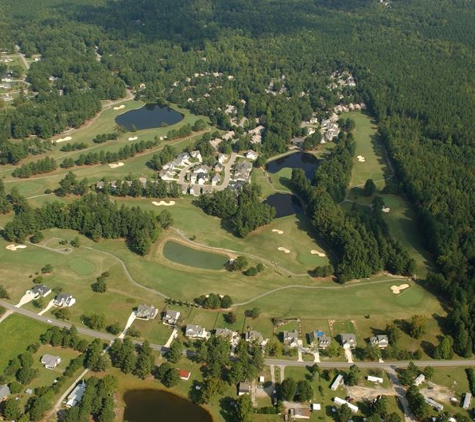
[[68, 258, 97, 276]]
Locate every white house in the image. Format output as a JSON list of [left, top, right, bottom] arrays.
[[53, 293, 75, 308], [245, 150, 259, 161], [27, 284, 51, 299], [330, 374, 344, 391], [413, 374, 425, 386], [41, 355, 61, 370], [185, 324, 210, 340], [162, 310, 180, 326], [367, 376, 384, 384], [334, 397, 358, 413]]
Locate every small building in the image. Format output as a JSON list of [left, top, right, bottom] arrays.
[[339, 333, 357, 349], [190, 150, 202, 161], [217, 154, 228, 164], [213, 162, 224, 172], [136, 304, 158, 320], [27, 284, 51, 298], [0, 384, 10, 401], [424, 397, 444, 412], [413, 374, 425, 386], [311, 403, 321, 411], [211, 174, 221, 186], [66, 381, 86, 408], [369, 335, 389, 348], [53, 293, 76, 308], [238, 382, 251, 396], [258, 376, 265, 383], [245, 150, 259, 161], [162, 310, 180, 326], [309, 331, 331, 349], [25, 388, 34, 395], [367, 376, 384, 384], [334, 397, 359, 413], [282, 330, 299, 348], [41, 354, 61, 370], [185, 324, 210, 340], [290, 408, 311, 419], [462, 393, 472, 410], [245, 330, 267, 346], [193, 165, 209, 175], [178, 369, 191, 381], [330, 374, 344, 391]]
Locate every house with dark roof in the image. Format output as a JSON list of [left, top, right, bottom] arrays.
[[27, 284, 51, 298], [136, 304, 158, 320], [53, 293, 76, 308], [245, 330, 267, 347], [185, 324, 210, 340], [369, 334, 389, 348], [238, 381, 251, 396], [162, 310, 180, 326], [282, 330, 299, 348], [339, 333, 357, 349]]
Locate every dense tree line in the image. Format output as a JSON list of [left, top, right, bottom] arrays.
[[98, 177, 181, 199], [2, 193, 162, 255], [93, 133, 117, 144], [59, 141, 88, 152], [199, 184, 275, 237], [11, 156, 57, 178]]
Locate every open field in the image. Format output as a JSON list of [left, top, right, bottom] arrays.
[[0, 314, 48, 370]]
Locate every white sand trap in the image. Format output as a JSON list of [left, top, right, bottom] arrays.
[[357, 155, 366, 162], [6, 244, 27, 251], [108, 162, 124, 169], [311, 250, 326, 257], [152, 200, 176, 207], [113, 104, 125, 110], [382, 207, 391, 213], [272, 229, 284, 234], [54, 136, 72, 144], [128, 136, 138, 141], [278, 247, 291, 254], [391, 283, 410, 294]]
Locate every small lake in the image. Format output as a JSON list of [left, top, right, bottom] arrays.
[[123, 389, 213, 422], [264, 193, 302, 218], [163, 240, 228, 270], [266, 152, 320, 179], [115, 104, 183, 131]]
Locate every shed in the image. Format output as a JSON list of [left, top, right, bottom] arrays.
[[311, 403, 321, 411], [367, 376, 384, 384], [462, 393, 472, 410]]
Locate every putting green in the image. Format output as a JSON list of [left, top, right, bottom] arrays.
[[68, 258, 97, 276], [162, 240, 229, 270]]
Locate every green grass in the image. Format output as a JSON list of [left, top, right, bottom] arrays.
[[68, 258, 97, 276], [0, 314, 48, 370], [163, 240, 229, 270]]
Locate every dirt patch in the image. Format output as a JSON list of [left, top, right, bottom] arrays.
[[347, 385, 396, 402], [420, 382, 455, 403]]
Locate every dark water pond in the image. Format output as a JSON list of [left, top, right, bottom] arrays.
[[115, 104, 183, 131], [264, 193, 302, 218], [123, 389, 213, 422], [266, 152, 320, 179]]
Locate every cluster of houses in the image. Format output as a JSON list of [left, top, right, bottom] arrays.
[[26, 284, 76, 308]]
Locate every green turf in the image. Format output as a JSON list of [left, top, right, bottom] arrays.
[[162, 240, 229, 270], [0, 314, 48, 370], [68, 258, 97, 275]]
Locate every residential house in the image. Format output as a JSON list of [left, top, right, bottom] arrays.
[[173, 152, 190, 167], [216, 328, 240, 346], [190, 150, 202, 162], [311, 404, 321, 411], [334, 397, 359, 413], [339, 333, 357, 349], [41, 354, 61, 370], [189, 186, 199, 196], [462, 393, 472, 410], [369, 335, 389, 349], [211, 174, 221, 186], [185, 324, 210, 340], [324, 127, 339, 142], [234, 161, 253, 182], [162, 310, 180, 326], [238, 382, 251, 396], [213, 162, 224, 173], [282, 330, 299, 348], [193, 165, 209, 175], [136, 304, 158, 320], [413, 374, 425, 386], [425, 397, 444, 412], [258, 376, 265, 383], [159, 170, 177, 181], [66, 381, 86, 408], [0, 384, 10, 401], [217, 154, 228, 164], [222, 131, 235, 141], [245, 330, 266, 346], [308, 331, 331, 349], [245, 150, 259, 161], [330, 374, 344, 391], [367, 376, 384, 384], [27, 284, 51, 299], [53, 293, 76, 308], [249, 125, 264, 144], [190, 173, 198, 184], [178, 369, 191, 381]]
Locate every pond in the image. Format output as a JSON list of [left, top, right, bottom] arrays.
[[264, 193, 302, 218], [115, 104, 183, 131], [163, 240, 228, 270], [266, 152, 320, 179], [123, 389, 213, 422]]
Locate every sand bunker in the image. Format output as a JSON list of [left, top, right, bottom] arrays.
[[54, 136, 72, 144], [109, 162, 124, 169], [113, 104, 125, 110], [382, 207, 391, 213], [152, 201, 176, 207], [391, 283, 410, 294], [278, 247, 291, 254], [6, 244, 27, 251], [357, 155, 366, 163], [128, 136, 138, 141], [272, 229, 284, 234], [311, 250, 326, 257]]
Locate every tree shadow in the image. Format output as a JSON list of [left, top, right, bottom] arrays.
[[420, 340, 435, 358], [219, 396, 237, 422]]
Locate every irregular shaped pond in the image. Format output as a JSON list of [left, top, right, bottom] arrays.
[[123, 389, 213, 422], [163, 240, 228, 270], [115, 104, 183, 131], [266, 152, 320, 179], [263, 193, 302, 218]]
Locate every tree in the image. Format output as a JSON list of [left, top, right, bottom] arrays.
[[409, 315, 427, 339], [224, 312, 237, 324], [52, 307, 70, 320], [0, 285, 9, 299], [157, 209, 174, 229], [41, 264, 53, 273], [406, 386, 430, 420], [363, 179, 376, 196], [281, 377, 297, 401], [166, 341, 183, 363], [336, 404, 353, 422], [244, 307, 260, 319], [229, 256, 248, 271], [30, 231, 44, 244], [433, 336, 454, 360], [198, 377, 226, 404], [423, 366, 435, 381], [92, 277, 108, 293], [235, 394, 254, 422], [162, 367, 180, 387], [345, 365, 361, 386], [3, 397, 21, 420], [297, 380, 313, 402], [372, 395, 388, 416]]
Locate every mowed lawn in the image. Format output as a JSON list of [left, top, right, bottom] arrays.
[[341, 111, 387, 189], [0, 314, 48, 370]]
